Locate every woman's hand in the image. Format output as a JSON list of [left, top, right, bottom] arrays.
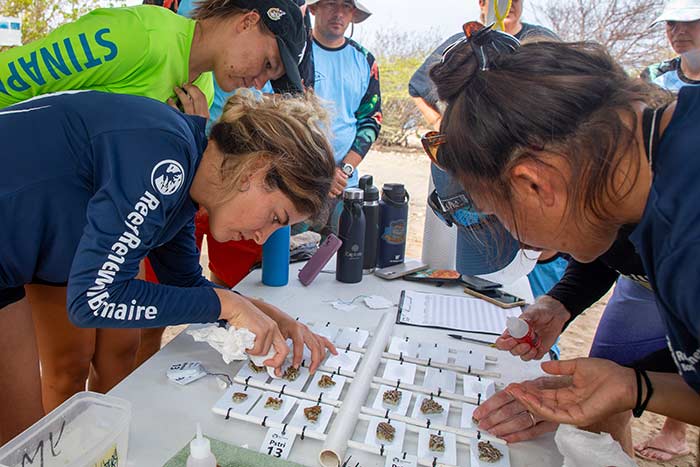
[[505, 358, 637, 427], [274, 313, 338, 373], [167, 83, 210, 120], [215, 290, 289, 375], [246, 297, 338, 374], [473, 384, 559, 443], [496, 295, 570, 361]]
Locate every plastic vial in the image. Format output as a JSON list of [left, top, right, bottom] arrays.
[[506, 316, 541, 348], [186, 423, 217, 467]]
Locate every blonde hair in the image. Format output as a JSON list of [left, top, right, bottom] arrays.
[[209, 89, 335, 219]]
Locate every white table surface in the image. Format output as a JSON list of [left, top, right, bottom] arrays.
[[110, 263, 563, 467]]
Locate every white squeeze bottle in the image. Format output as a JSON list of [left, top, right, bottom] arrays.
[[186, 423, 217, 467], [506, 316, 541, 348]]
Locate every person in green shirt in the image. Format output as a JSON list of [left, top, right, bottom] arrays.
[[0, 0, 308, 437]]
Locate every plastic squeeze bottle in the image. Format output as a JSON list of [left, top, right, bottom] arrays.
[[186, 423, 217, 467], [506, 316, 541, 348]]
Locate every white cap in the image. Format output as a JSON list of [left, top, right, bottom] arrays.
[[652, 0, 700, 26], [506, 316, 529, 339], [306, 0, 372, 23], [190, 423, 212, 459]]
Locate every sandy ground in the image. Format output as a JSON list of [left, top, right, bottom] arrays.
[[163, 147, 698, 466]]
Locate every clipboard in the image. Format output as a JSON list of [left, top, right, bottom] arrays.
[[396, 290, 520, 335]]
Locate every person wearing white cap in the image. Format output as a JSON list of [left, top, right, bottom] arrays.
[[643, 0, 700, 91], [306, 0, 382, 205]]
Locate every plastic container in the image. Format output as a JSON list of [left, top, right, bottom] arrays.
[[506, 316, 541, 348], [186, 423, 217, 467], [0, 391, 131, 467]]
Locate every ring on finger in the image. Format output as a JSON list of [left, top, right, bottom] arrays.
[[525, 411, 536, 428]]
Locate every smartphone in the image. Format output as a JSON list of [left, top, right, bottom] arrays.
[[403, 268, 461, 284], [298, 234, 342, 286], [463, 286, 526, 308], [460, 274, 502, 292], [374, 260, 429, 280]]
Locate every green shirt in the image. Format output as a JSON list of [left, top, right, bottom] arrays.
[[0, 5, 214, 108]]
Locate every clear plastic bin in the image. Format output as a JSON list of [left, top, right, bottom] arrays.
[[0, 391, 131, 467]]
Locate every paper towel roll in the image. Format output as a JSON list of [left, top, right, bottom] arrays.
[[421, 177, 458, 270]]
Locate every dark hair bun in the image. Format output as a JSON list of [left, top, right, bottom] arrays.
[[430, 40, 480, 103]]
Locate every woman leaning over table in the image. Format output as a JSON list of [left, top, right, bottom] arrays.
[[0, 89, 336, 442], [423, 23, 700, 433]]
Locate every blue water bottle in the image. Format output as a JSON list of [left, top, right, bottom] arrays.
[[377, 183, 409, 268], [262, 225, 290, 286]]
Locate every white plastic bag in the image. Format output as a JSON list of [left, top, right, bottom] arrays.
[[555, 424, 636, 467]]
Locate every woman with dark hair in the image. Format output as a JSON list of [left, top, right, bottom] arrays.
[[425, 22, 700, 434]]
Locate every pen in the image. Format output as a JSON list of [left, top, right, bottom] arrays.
[[447, 333, 497, 348]]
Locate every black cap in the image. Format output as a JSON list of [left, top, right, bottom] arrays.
[[382, 183, 407, 203], [235, 0, 306, 92], [359, 175, 379, 202]]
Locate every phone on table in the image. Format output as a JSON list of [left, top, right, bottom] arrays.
[[298, 234, 342, 286], [374, 260, 429, 280], [463, 286, 526, 309], [459, 274, 502, 291], [403, 268, 462, 284]]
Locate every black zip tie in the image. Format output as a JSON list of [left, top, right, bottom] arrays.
[[261, 416, 268, 427], [437, 388, 442, 397], [432, 457, 438, 467], [342, 456, 351, 467], [477, 430, 482, 440], [438, 429, 442, 435], [245, 376, 251, 390], [355, 327, 360, 332], [295, 316, 300, 321], [469, 349, 473, 355], [326, 321, 331, 327], [279, 385, 286, 397], [478, 393, 482, 405], [426, 419, 431, 428], [384, 409, 390, 419], [345, 343, 351, 352], [427, 357, 432, 367], [429, 392, 434, 400], [396, 379, 401, 388], [301, 359, 306, 368], [301, 425, 307, 440], [282, 423, 288, 435], [380, 444, 385, 456], [226, 408, 232, 420], [337, 366, 342, 374], [317, 393, 323, 404], [332, 369, 338, 376], [477, 375, 482, 382], [468, 364, 472, 374], [403, 452, 407, 460], [399, 352, 404, 363]]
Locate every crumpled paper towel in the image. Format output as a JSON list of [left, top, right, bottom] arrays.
[[187, 325, 277, 378], [555, 424, 636, 467]]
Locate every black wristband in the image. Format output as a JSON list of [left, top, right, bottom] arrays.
[[633, 369, 654, 418]]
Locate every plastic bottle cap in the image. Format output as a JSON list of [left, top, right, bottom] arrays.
[[359, 175, 379, 202], [190, 423, 212, 459], [343, 188, 364, 201], [506, 316, 528, 339], [382, 183, 406, 203]]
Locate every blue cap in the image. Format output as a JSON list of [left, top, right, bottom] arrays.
[[431, 164, 519, 275]]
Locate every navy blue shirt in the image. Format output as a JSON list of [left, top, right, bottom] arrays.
[[631, 86, 700, 392], [0, 91, 221, 328]]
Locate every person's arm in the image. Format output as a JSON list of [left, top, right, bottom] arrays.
[[507, 358, 700, 427], [66, 127, 222, 328], [546, 258, 619, 324], [350, 52, 382, 161], [0, 7, 149, 107], [412, 96, 441, 131]]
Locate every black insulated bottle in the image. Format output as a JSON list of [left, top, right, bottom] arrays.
[[336, 188, 366, 284], [359, 175, 379, 274]]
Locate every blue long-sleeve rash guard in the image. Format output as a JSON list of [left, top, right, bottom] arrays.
[[0, 91, 222, 328]]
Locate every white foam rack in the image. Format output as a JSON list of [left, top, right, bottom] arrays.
[[211, 312, 512, 467]]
